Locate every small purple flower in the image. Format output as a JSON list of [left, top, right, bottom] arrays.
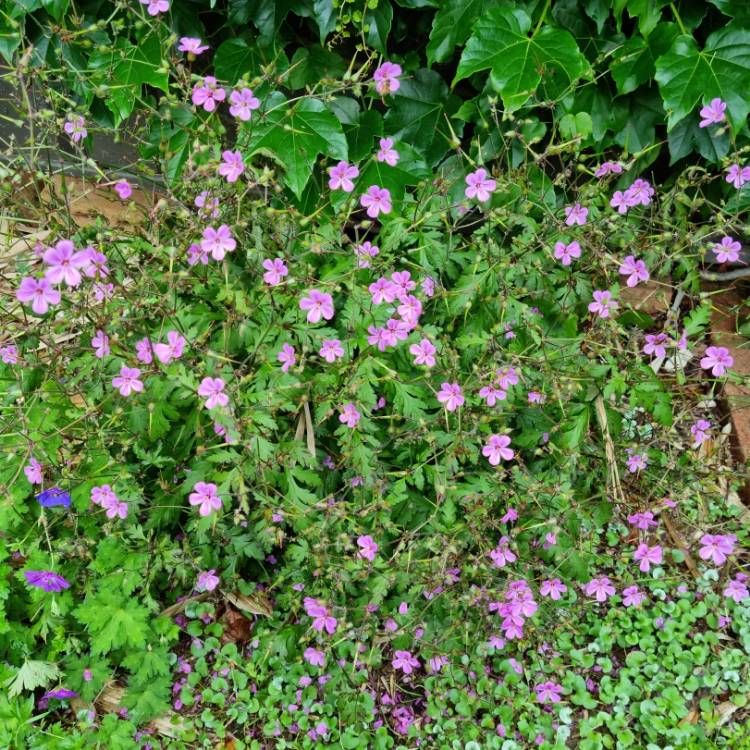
[[712, 236, 741, 264], [92, 330, 110, 359], [584, 576, 615, 602], [339, 402, 361, 428], [277, 343, 296, 372], [24, 570, 70, 592], [691, 419, 711, 447], [588, 290, 618, 318], [564, 203, 588, 226], [373, 62, 402, 95], [483, 434, 514, 465], [113, 180, 132, 200], [196, 570, 220, 592], [535, 681, 563, 704], [24, 457, 43, 485], [553, 240, 581, 266], [262, 258, 288, 285], [64, 115, 87, 143], [392, 650, 420, 674], [304, 647, 325, 667], [360, 185, 392, 218], [178, 37, 209, 56], [699, 98, 726, 128], [229, 88, 260, 121], [192, 77, 226, 113], [437, 382, 464, 412], [37, 487, 71, 508], [328, 161, 359, 192], [376, 138, 399, 166], [465, 168, 496, 202], [218, 150, 244, 183], [622, 585, 646, 608], [700, 346, 733, 376], [726, 164, 750, 189], [595, 161, 623, 177]]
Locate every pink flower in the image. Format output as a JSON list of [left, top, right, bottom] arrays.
[[300, 290, 335, 323], [610, 190, 630, 214], [139, 0, 168, 14], [24, 457, 43, 485], [535, 681, 563, 704], [262, 258, 288, 285], [201, 225, 236, 260], [584, 576, 615, 602], [198, 377, 229, 409], [304, 598, 338, 633], [189, 481, 222, 516], [195, 191, 220, 218], [135, 338, 154, 364], [105, 500, 128, 519], [633, 543, 662, 572], [44, 240, 91, 287], [489, 537, 516, 568], [369, 278, 397, 305], [618, 255, 650, 287], [723, 577, 749, 603], [218, 150, 244, 183], [564, 203, 588, 226], [501, 508, 518, 523], [588, 290, 618, 318], [82, 248, 109, 279], [595, 161, 623, 177], [63, 115, 87, 143], [625, 179, 654, 207], [626, 451, 647, 473], [304, 647, 326, 667], [357, 535, 378, 561], [437, 382, 464, 412], [0, 345, 18, 364], [376, 138, 399, 166], [154, 331, 186, 364], [328, 161, 359, 192], [698, 534, 736, 566], [277, 343, 296, 372], [178, 37, 209, 55], [422, 276, 435, 297], [540, 579, 567, 600], [91, 330, 110, 359], [699, 97, 726, 128], [354, 241, 379, 268], [482, 434, 514, 465], [700, 346, 733, 376], [479, 384, 506, 406], [391, 270, 416, 299], [91, 484, 117, 508], [643, 333, 668, 359], [690, 419, 711, 447], [196, 569, 220, 592], [627, 511, 657, 530], [113, 180, 132, 200], [622, 585, 646, 608], [495, 366, 518, 390], [229, 88, 260, 121], [112, 366, 143, 397], [339, 402, 361, 428], [464, 168, 496, 202], [712, 236, 741, 263], [392, 650, 420, 674], [528, 391, 545, 404], [92, 282, 114, 302], [553, 240, 581, 266], [319, 339, 344, 363], [726, 163, 750, 189], [373, 61, 402, 95], [360, 185, 392, 218], [409, 338, 436, 367], [192, 77, 226, 112]]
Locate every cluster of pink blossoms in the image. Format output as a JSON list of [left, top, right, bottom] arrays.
[[304, 597, 337, 634], [191, 77, 260, 122], [489, 580, 538, 640], [610, 178, 655, 214], [91, 484, 128, 520]]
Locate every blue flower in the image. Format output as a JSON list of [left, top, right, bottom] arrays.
[[36, 487, 71, 507]]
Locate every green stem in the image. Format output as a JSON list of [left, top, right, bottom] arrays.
[[670, 3, 687, 35], [533, 0, 551, 37]]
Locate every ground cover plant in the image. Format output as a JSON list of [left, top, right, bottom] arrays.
[[1, 0, 750, 747]]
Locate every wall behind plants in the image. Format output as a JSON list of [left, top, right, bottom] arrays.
[[1, 1, 750, 749]]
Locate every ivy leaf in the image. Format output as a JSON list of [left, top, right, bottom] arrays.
[[6, 660, 61, 697], [655, 26, 750, 132], [345, 109, 383, 161], [365, 2, 392, 53], [240, 94, 348, 198], [454, 7, 588, 113], [427, 0, 491, 65], [610, 24, 678, 95], [667, 116, 730, 164], [214, 38, 259, 84], [288, 45, 346, 89], [612, 0, 669, 37], [707, 0, 750, 24], [312, 0, 337, 42]]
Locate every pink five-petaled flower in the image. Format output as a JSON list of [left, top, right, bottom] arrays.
[[698, 533, 736, 566], [357, 535, 378, 561], [540, 579, 567, 600], [1, 345, 18, 364], [584, 576, 616, 602], [618, 255, 650, 287], [691, 419, 711, 447], [588, 290, 618, 318], [196, 569, 220, 592], [464, 168, 496, 202], [189, 481, 222, 516], [482, 434, 514, 465], [178, 37, 209, 55], [643, 332, 668, 359], [699, 97, 727, 128], [91, 330, 110, 359], [24, 457, 43, 485], [339, 402, 361, 428], [626, 451, 647, 473], [726, 164, 750, 189], [304, 647, 326, 667], [700, 346, 733, 376], [201, 225, 236, 260], [437, 382, 464, 412], [262, 258, 288, 285], [535, 681, 563, 704], [360, 185, 392, 218], [479, 384, 506, 406], [139, 0, 169, 15], [198, 377, 229, 409], [489, 537, 516, 568], [595, 161, 623, 177], [300, 289, 335, 324], [44, 240, 91, 287], [218, 150, 244, 183], [229, 88, 260, 121], [304, 598, 338, 634], [627, 511, 658, 530], [723, 577, 749, 603], [114, 180, 132, 200], [410, 338, 436, 367], [713, 236, 741, 263], [154, 330, 186, 364], [136, 338, 153, 364], [277, 343, 296, 372], [354, 241, 379, 268], [63, 115, 87, 143], [24, 570, 70, 593], [392, 650, 420, 674], [327, 161, 359, 192], [564, 202, 588, 226], [373, 61, 402, 95], [112, 366, 143, 397], [377, 138, 399, 166], [622, 585, 646, 608], [191, 77, 226, 112], [319, 339, 344, 363], [633, 543, 663, 572], [553, 240, 581, 266], [106, 499, 128, 519]]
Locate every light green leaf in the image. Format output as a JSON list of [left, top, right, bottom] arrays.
[[454, 7, 588, 113], [427, 0, 491, 64], [6, 661, 61, 697]]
